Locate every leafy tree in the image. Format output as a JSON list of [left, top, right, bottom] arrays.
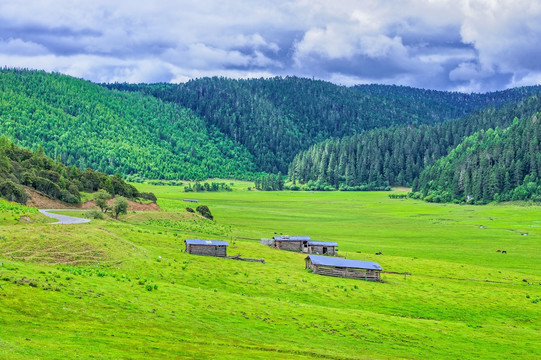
[[94, 190, 112, 212], [111, 197, 129, 219]]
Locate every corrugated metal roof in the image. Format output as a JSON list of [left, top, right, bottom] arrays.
[[273, 235, 311, 241], [308, 241, 339, 247], [307, 255, 382, 270], [185, 239, 229, 246]]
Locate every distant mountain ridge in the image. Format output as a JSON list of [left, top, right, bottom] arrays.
[[3, 69, 541, 201], [106, 77, 541, 173]]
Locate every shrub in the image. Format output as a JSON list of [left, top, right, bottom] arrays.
[[196, 205, 213, 220], [186, 207, 195, 213], [139, 192, 157, 202], [86, 209, 104, 220], [0, 180, 29, 204]]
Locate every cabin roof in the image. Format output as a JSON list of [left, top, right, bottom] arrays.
[[306, 255, 382, 270], [308, 241, 338, 247], [185, 239, 229, 246], [273, 235, 311, 241]]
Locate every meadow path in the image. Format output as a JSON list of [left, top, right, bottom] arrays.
[[39, 209, 91, 224]]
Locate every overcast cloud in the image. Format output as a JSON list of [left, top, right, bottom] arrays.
[[1, 0, 540, 92]]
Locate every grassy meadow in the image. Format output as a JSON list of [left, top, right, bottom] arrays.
[[0, 184, 540, 359]]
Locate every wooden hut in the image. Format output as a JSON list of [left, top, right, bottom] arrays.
[[185, 239, 228, 257], [305, 255, 383, 281], [305, 241, 338, 255], [273, 235, 310, 251]]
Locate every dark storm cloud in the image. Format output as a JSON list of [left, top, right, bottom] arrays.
[[0, 0, 540, 92]]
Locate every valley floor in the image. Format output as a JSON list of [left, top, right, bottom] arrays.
[[1, 187, 540, 359]]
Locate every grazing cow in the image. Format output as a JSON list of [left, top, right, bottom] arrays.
[[502, 250, 507, 254], [496, 250, 501, 252], [375, 251, 383, 255]]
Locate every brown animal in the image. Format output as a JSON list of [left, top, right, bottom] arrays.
[[496, 250, 501, 252]]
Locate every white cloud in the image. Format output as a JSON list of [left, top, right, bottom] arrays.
[[0, 38, 49, 56], [0, 0, 540, 91]]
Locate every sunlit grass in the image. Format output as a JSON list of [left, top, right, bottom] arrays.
[[0, 189, 540, 359]]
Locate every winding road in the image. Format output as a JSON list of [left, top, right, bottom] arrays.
[[39, 209, 91, 224]]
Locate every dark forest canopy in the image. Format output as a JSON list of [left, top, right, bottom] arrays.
[[0, 136, 144, 204], [288, 95, 541, 190], [413, 112, 541, 204], [106, 77, 541, 174]]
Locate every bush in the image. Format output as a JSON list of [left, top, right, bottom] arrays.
[[186, 207, 195, 213], [196, 205, 213, 220], [139, 192, 157, 202], [0, 180, 29, 204], [86, 209, 104, 220], [60, 189, 80, 204]]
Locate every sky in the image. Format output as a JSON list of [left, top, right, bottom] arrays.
[[1, 0, 540, 93]]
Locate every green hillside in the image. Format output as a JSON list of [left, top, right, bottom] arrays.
[[0, 69, 256, 180], [288, 95, 541, 189], [108, 78, 541, 173], [413, 112, 541, 203], [0, 136, 140, 205], [1, 186, 539, 359]]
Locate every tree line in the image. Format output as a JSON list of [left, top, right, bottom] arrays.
[[288, 95, 541, 190], [413, 113, 541, 203]]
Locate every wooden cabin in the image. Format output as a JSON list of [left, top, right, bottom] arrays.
[[305, 255, 383, 281], [272, 236, 338, 255], [305, 241, 338, 255], [185, 239, 228, 257], [273, 235, 311, 251]]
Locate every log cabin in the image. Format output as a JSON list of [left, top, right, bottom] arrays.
[[272, 236, 338, 255], [185, 239, 229, 257], [305, 255, 383, 281], [272, 235, 310, 251]]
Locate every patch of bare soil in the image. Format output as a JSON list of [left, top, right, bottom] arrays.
[[25, 188, 77, 209]]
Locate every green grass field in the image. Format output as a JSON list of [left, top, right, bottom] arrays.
[[1, 185, 540, 359]]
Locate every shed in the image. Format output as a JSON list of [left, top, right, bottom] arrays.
[[306, 241, 338, 255], [273, 235, 311, 251], [305, 255, 383, 281], [183, 199, 199, 203], [185, 239, 228, 257]]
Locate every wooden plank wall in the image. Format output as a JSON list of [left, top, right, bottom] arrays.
[[308, 263, 381, 281], [187, 245, 227, 257]]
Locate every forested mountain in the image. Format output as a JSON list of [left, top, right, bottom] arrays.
[[0, 136, 143, 204], [0, 69, 256, 180], [107, 78, 541, 173], [288, 95, 541, 188], [3, 68, 541, 199], [413, 113, 541, 204]]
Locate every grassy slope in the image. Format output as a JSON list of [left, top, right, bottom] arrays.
[[0, 188, 540, 359]]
